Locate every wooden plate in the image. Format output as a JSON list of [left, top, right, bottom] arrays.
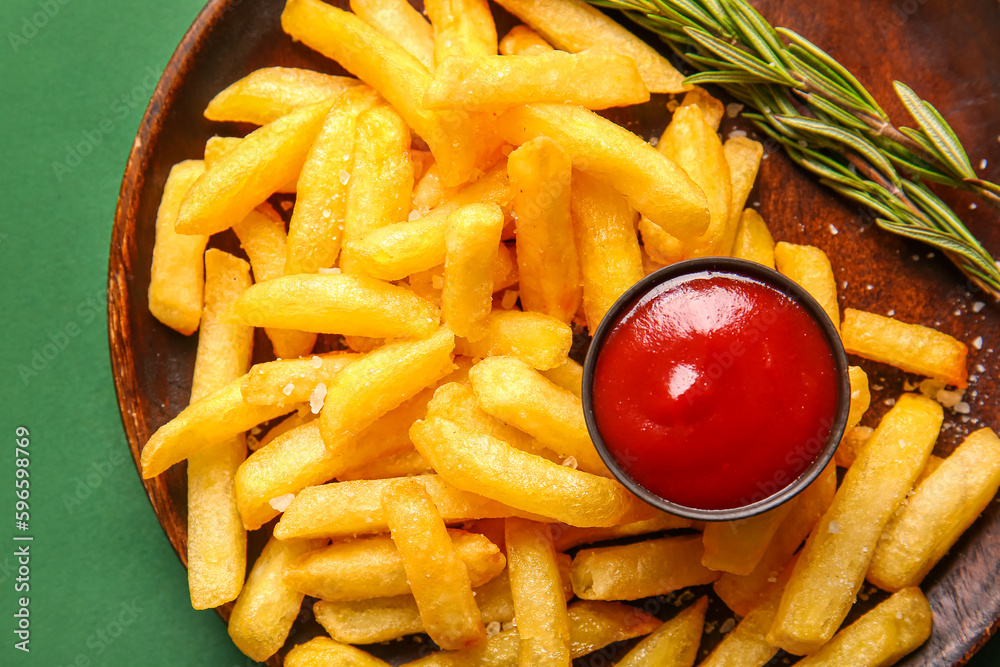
[[108, 0, 1000, 664]]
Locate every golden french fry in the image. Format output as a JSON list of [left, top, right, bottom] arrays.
[[411, 161, 458, 215], [551, 514, 692, 551], [383, 480, 486, 650], [426, 0, 497, 64], [869, 428, 1000, 591], [337, 447, 434, 481], [254, 408, 315, 451], [768, 394, 943, 655], [231, 273, 440, 337], [835, 426, 873, 468], [774, 242, 840, 330], [540, 358, 583, 398], [570, 169, 644, 329], [702, 502, 795, 576], [285, 637, 390, 667], [233, 206, 318, 358], [841, 308, 969, 387], [408, 242, 516, 307], [493, 242, 518, 293], [493, 0, 686, 93], [176, 99, 334, 236], [340, 106, 414, 274], [227, 535, 324, 661], [204, 136, 298, 193], [730, 209, 775, 268], [240, 352, 361, 408], [205, 66, 360, 125], [499, 25, 554, 55], [615, 596, 707, 667], [723, 137, 763, 252], [285, 530, 505, 601], [442, 203, 504, 340], [455, 310, 572, 370], [505, 518, 571, 665], [350, 0, 434, 69], [148, 160, 209, 335], [507, 137, 581, 323], [794, 587, 932, 667], [680, 87, 724, 130], [498, 104, 709, 241], [847, 366, 871, 430], [469, 355, 607, 474]]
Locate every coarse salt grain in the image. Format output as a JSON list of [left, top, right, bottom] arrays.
[[887, 309, 895, 317], [649, 136, 659, 147], [885, 397, 896, 406], [973, 336, 983, 350], [829, 223, 839, 235], [970, 203, 978, 210], [936, 388, 965, 408], [955, 402, 972, 414], [729, 129, 747, 139], [486, 622, 502, 637], [312, 355, 323, 368], [282, 382, 295, 396], [977, 364, 987, 373], [726, 102, 744, 118], [981, 158, 988, 169], [562, 456, 578, 469], [310, 382, 328, 414], [719, 618, 736, 634], [828, 520, 841, 534], [408, 210, 421, 221], [269, 493, 295, 512], [339, 169, 351, 185], [974, 302, 986, 313], [318, 267, 341, 274]]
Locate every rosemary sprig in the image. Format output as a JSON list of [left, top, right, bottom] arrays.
[[588, 0, 1000, 299]]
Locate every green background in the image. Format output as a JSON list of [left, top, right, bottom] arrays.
[[0, 1, 997, 666]]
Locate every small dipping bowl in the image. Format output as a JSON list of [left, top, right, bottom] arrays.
[[582, 257, 851, 522]]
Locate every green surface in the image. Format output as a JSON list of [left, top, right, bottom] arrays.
[[0, 1, 998, 666]]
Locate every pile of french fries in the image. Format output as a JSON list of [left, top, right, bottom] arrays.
[[141, 0, 1000, 664]]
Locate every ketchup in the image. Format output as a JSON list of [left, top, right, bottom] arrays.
[[591, 271, 838, 511]]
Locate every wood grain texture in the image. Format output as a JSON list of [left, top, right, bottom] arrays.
[[107, 0, 1000, 664]]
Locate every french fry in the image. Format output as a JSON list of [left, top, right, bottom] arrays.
[[869, 427, 1000, 591], [793, 587, 932, 667], [227, 535, 325, 661], [254, 407, 314, 451], [350, 0, 434, 69], [148, 160, 209, 334], [469, 355, 608, 474], [540, 358, 583, 398], [841, 308, 969, 387], [835, 426, 873, 468], [615, 596, 707, 667], [570, 534, 719, 600], [425, 50, 648, 111], [176, 99, 334, 236], [680, 87, 724, 130], [425, 0, 497, 64], [383, 480, 487, 650], [499, 25, 554, 55], [702, 502, 795, 576], [204, 66, 360, 125], [204, 136, 298, 193], [723, 137, 763, 249], [240, 352, 361, 408], [274, 474, 546, 540], [442, 203, 504, 340], [847, 366, 871, 430], [285, 637, 390, 667], [408, 243, 516, 307], [507, 137, 581, 323], [505, 518, 571, 665], [231, 273, 440, 337], [410, 417, 637, 526], [730, 209, 775, 268], [286, 87, 381, 274], [498, 104, 709, 241], [411, 161, 458, 215], [186, 250, 253, 610], [232, 205, 318, 358], [281, 0, 483, 186], [639, 216, 683, 266], [767, 394, 943, 655], [774, 242, 840, 330], [493, 0, 686, 93], [285, 530, 505, 601], [337, 447, 434, 481], [570, 169, 645, 329], [551, 514, 693, 551], [455, 310, 572, 370], [339, 106, 414, 274]]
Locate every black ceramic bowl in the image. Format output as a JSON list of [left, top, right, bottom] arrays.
[[582, 257, 851, 522]]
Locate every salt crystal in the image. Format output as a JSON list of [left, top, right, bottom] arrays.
[[269, 493, 295, 512], [312, 355, 323, 368], [897, 612, 904, 619], [318, 267, 341, 274], [729, 129, 748, 139], [888, 309, 895, 317], [726, 102, 744, 118], [973, 336, 983, 350], [970, 203, 978, 210], [649, 136, 659, 147], [955, 402, 972, 414], [339, 169, 351, 185], [502, 620, 516, 631], [829, 223, 839, 235], [927, 252, 935, 258], [767, 576, 777, 583], [562, 456, 578, 470], [977, 364, 987, 373], [282, 382, 295, 396], [828, 520, 841, 534], [486, 621, 502, 637], [936, 388, 965, 408], [719, 618, 736, 634], [981, 158, 988, 169], [310, 382, 328, 414], [408, 210, 421, 221], [912, 254, 920, 261], [866, 284, 873, 291], [974, 302, 986, 313], [321, 208, 331, 218], [884, 397, 896, 406], [954, 309, 962, 317]]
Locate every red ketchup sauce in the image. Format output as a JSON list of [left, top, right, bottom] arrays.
[[592, 271, 838, 510]]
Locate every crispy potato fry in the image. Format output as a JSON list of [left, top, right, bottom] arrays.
[[505, 518, 571, 665], [869, 428, 1000, 590], [794, 587, 932, 667], [469, 355, 607, 474], [847, 366, 871, 430], [340, 106, 414, 274], [241, 352, 361, 408], [835, 426, 873, 468], [337, 447, 434, 481], [204, 137, 298, 193], [442, 203, 504, 340], [285, 530, 505, 601], [275, 474, 545, 540], [507, 137, 581, 323], [348, 163, 513, 280], [774, 242, 840, 330], [426, 0, 497, 64], [350, 0, 434, 69], [254, 408, 314, 451], [841, 308, 968, 387], [285, 637, 390, 667], [499, 25, 554, 55], [494, 0, 685, 92], [498, 104, 709, 241], [702, 502, 795, 576], [723, 137, 763, 249], [231, 273, 439, 337], [205, 66, 360, 125], [540, 358, 583, 398], [570, 534, 719, 600], [455, 310, 571, 370], [286, 88, 381, 274], [551, 514, 693, 551], [616, 596, 707, 667], [768, 394, 943, 655], [228, 535, 325, 661], [570, 169, 645, 329], [411, 417, 637, 526], [731, 209, 775, 268], [176, 99, 334, 236], [281, 0, 484, 186], [680, 87, 724, 130], [383, 480, 486, 650], [148, 160, 209, 334], [408, 242, 517, 307]]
